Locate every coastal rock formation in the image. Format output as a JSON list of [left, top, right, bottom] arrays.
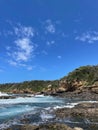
[[6, 123, 83, 130], [1, 65, 98, 96], [54, 102, 98, 130]]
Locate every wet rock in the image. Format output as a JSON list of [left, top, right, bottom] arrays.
[[6, 125, 39, 130], [39, 123, 73, 130], [0, 96, 16, 99], [5, 123, 83, 130], [54, 102, 98, 130], [57, 91, 98, 100], [55, 102, 98, 119]]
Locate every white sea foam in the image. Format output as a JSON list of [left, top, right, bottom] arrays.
[[53, 101, 98, 109], [0, 94, 98, 130], [68, 101, 98, 108], [0, 96, 62, 105], [34, 94, 45, 97], [40, 111, 55, 121], [0, 92, 8, 97]]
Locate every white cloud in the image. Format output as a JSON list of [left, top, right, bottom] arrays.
[[6, 24, 36, 69], [46, 40, 55, 45], [13, 38, 34, 62], [8, 60, 35, 71], [8, 60, 17, 66], [45, 20, 55, 34], [3, 23, 35, 38], [57, 55, 62, 59], [75, 31, 98, 43], [14, 24, 34, 38]]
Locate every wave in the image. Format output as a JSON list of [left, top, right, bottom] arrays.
[[0, 96, 62, 105], [53, 100, 98, 109], [0, 92, 8, 97]]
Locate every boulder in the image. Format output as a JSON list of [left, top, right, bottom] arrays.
[[74, 127, 83, 130]]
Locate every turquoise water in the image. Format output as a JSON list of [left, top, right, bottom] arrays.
[[0, 94, 66, 129], [0, 94, 97, 130]]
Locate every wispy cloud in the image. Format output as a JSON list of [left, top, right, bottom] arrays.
[[4, 20, 66, 70], [8, 60, 17, 66], [14, 24, 34, 38], [14, 38, 34, 62], [45, 20, 55, 34], [6, 24, 36, 70], [46, 40, 55, 46], [75, 31, 98, 43], [27, 66, 34, 71]]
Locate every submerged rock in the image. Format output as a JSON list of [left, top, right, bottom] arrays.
[[5, 123, 83, 130], [0, 96, 16, 99]]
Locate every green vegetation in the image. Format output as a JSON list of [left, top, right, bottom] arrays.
[[0, 80, 59, 93], [65, 65, 98, 85], [1, 65, 98, 93]]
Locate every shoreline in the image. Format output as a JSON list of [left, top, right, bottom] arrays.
[[4, 101, 98, 130], [0, 92, 98, 130]]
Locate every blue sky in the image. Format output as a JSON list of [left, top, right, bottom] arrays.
[[0, 0, 98, 83]]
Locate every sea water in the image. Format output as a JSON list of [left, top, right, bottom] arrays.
[[0, 94, 66, 129], [0, 93, 97, 130]]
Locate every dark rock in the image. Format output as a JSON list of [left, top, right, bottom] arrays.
[[0, 96, 16, 99], [55, 102, 98, 128], [5, 123, 83, 130]]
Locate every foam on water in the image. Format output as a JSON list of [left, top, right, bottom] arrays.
[[40, 111, 55, 121], [0, 95, 63, 105], [53, 101, 98, 109], [0, 95, 64, 122], [0, 94, 98, 130], [0, 92, 8, 97]]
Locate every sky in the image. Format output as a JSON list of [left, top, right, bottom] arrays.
[[0, 0, 98, 83]]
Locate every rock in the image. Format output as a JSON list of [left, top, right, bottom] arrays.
[[74, 127, 83, 130], [57, 87, 67, 93], [39, 123, 73, 130], [5, 123, 83, 130], [6, 125, 39, 130], [20, 125, 39, 130], [91, 87, 98, 94], [54, 102, 98, 129], [0, 96, 16, 99]]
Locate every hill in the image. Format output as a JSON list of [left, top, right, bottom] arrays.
[[1, 65, 98, 95]]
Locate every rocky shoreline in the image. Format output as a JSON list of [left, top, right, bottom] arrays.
[[1, 65, 98, 129], [54, 91, 98, 100], [1, 86, 98, 130], [1, 91, 98, 130], [5, 123, 83, 130], [54, 102, 98, 129], [4, 100, 98, 130]]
